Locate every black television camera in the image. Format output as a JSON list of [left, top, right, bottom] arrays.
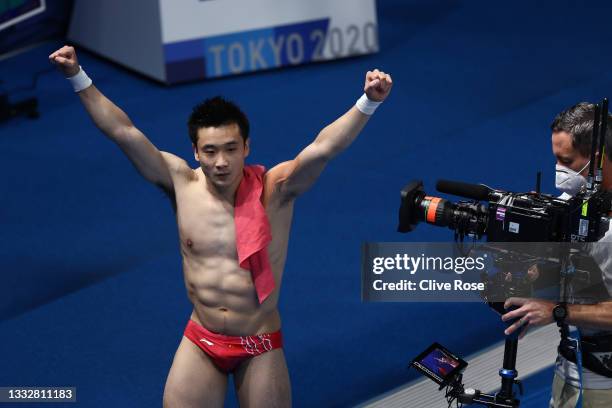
[[401, 99, 611, 407], [398, 174, 611, 311], [397, 178, 610, 244]]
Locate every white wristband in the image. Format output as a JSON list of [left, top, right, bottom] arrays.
[[355, 93, 382, 115], [67, 66, 92, 92]]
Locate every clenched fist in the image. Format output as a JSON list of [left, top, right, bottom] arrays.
[[49, 45, 80, 77], [364, 69, 392, 102]]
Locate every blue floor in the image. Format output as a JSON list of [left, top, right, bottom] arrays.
[[2, 1, 612, 406], [521, 367, 555, 408]]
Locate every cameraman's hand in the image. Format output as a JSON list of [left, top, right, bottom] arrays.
[[501, 297, 555, 338], [49, 45, 80, 77]]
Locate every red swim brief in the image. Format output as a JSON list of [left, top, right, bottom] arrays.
[[183, 319, 283, 373]]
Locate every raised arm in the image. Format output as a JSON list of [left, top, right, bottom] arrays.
[[272, 69, 392, 199], [49, 45, 187, 193]]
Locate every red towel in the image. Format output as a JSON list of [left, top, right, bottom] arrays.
[[234, 165, 275, 304]]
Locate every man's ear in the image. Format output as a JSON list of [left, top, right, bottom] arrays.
[[244, 139, 250, 158], [193, 144, 199, 162]]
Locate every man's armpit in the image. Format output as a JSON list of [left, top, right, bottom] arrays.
[[156, 183, 177, 212]]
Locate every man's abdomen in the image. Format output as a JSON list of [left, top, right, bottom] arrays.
[[182, 257, 281, 336]]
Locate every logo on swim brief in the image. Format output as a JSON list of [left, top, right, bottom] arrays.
[[241, 335, 273, 355], [199, 338, 214, 346]]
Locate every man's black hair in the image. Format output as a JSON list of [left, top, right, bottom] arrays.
[[551, 102, 612, 161], [188, 96, 250, 145]]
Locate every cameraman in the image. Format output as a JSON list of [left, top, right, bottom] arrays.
[[502, 102, 612, 408]]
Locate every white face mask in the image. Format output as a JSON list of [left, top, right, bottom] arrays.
[[555, 161, 590, 195]]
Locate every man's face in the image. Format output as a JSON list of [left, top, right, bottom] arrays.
[[193, 123, 249, 189], [551, 131, 590, 175]]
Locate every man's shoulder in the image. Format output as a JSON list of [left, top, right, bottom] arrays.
[[263, 161, 298, 204], [264, 161, 296, 185], [161, 151, 197, 181]]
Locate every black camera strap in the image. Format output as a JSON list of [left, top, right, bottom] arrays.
[[558, 324, 612, 378]]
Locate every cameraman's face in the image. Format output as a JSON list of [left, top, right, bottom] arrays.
[[552, 131, 590, 175]]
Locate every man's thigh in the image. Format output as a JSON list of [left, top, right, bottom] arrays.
[[550, 373, 612, 408], [234, 348, 291, 408], [163, 336, 228, 408], [550, 373, 579, 408]]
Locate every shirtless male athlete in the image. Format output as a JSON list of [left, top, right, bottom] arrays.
[[50, 45, 392, 407]]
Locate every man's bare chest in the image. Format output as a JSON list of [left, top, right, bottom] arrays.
[[174, 185, 236, 257], [173, 177, 294, 259]]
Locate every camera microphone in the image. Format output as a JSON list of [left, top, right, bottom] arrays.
[[436, 180, 491, 201]]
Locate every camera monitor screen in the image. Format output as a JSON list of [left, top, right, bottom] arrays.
[[410, 342, 467, 385]]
